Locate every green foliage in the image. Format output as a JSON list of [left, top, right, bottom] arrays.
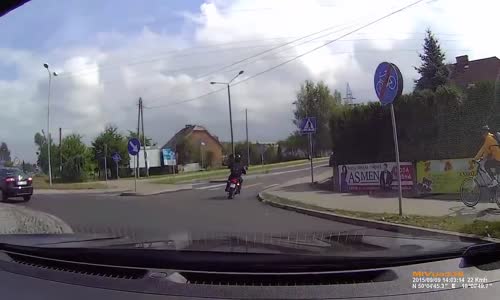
[[330, 81, 499, 164], [34, 132, 57, 174], [293, 80, 339, 152], [414, 29, 449, 91], [126, 130, 156, 146], [0, 142, 11, 162], [59, 134, 88, 182], [91, 125, 129, 178]]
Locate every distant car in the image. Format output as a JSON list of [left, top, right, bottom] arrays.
[[0, 168, 33, 201]]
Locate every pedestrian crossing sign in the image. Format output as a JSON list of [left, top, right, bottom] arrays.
[[299, 117, 317, 134]]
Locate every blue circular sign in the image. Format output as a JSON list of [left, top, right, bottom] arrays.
[[127, 138, 141, 156], [374, 62, 403, 105], [111, 152, 121, 162]]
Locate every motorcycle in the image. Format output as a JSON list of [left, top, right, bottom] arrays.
[[227, 177, 241, 199]]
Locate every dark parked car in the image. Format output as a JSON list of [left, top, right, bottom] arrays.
[[0, 168, 33, 201]]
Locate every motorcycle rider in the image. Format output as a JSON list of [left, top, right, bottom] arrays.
[[225, 153, 247, 193]]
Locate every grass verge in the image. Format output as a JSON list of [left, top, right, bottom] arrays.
[[32, 176, 108, 190], [152, 157, 328, 184], [263, 193, 500, 239]]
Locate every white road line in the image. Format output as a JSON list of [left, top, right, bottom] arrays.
[[263, 183, 279, 189], [195, 183, 226, 190]]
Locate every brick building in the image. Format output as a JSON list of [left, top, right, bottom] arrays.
[[448, 55, 500, 88], [161, 125, 223, 167]]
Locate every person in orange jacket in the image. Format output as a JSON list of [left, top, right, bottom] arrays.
[[474, 125, 500, 187]]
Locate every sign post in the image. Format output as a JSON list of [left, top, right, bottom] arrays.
[[374, 62, 404, 215], [128, 138, 141, 193], [112, 152, 121, 180], [300, 117, 317, 184]]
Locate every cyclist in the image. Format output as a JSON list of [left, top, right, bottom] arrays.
[[225, 154, 246, 193], [474, 125, 500, 187]]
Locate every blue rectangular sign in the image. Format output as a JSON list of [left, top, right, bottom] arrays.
[[162, 148, 176, 166]]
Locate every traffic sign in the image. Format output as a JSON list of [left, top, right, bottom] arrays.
[[127, 138, 141, 156], [111, 152, 121, 163], [374, 62, 403, 105], [162, 148, 176, 166], [299, 117, 317, 134]]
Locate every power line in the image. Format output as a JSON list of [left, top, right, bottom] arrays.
[[232, 0, 427, 87], [143, 0, 427, 110]]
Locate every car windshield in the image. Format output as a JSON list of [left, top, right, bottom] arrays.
[[0, 0, 499, 259]]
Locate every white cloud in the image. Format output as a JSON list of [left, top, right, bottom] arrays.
[[0, 0, 498, 161]]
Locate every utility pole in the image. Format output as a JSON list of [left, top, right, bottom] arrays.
[[137, 98, 141, 178], [245, 108, 250, 166], [227, 85, 235, 155], [140, 98, 148, 177], [104, 144, 108, 183], [59, 127, 62, 177]]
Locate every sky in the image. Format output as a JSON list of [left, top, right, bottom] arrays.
[[0, 0, 499, 162]]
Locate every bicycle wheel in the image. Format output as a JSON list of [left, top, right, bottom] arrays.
[[461, 177, 480, 207]]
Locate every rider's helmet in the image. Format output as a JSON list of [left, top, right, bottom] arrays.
[[234, 154, 242, 163], [481, 125, 491, 137]]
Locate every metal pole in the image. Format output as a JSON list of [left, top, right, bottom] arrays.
[[46, 71, 53, 186], [245, 108, 250, 166], [390, 104, 403, 216], [59, 127, 62, 177], [116, 160, 119, 180], [227, 85, 234, 155], [134, 156, 137, 192], [309, 133, 314, 183], [104, 144, 108, 183], [137, 98, 141, 178], [201, 143, 204, 169], [140, 98, 148, 177]]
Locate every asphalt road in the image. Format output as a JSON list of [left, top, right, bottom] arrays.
[[16, 161, 375, 239]]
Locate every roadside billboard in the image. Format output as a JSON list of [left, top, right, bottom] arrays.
[[162, 148, 177, 166], [338, 162, 414, 192], [416, 158, 475, 194]]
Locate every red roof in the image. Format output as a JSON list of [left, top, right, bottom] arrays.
[[448, 55, 500, 88]]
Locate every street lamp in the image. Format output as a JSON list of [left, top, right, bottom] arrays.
[[210, 70, 244, 156], [200, 141, 206, 169], [43, 63, 58, 186]]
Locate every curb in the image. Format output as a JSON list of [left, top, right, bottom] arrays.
[[257, 192, 498, 243], [119, 187, 192, 196], [0, 203, 73, 234]]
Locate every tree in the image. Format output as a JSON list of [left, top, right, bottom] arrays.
[[333, 89, 342, 105], [414, 29, 449, 91], [60, 134, 89, 182], [126, 131, 156, 147], [293, 80, 338, 153], [34, 132, 58, 174], [91, 125, 129, 178], [0, 142, 11, 163]]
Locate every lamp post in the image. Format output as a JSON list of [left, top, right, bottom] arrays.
[[43, 63, 58, 186], [210, 70, 244, 156]]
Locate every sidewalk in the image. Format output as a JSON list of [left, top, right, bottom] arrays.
[[37, 179, 192, 196], [262, 169, 500, 223]]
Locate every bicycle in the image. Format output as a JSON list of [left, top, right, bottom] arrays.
[[460, 159, 500, 208]]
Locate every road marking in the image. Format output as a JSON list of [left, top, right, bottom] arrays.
[[263, 183, 279, 189], [195, 183, 226, 190], [244, 183, 262, 189]]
